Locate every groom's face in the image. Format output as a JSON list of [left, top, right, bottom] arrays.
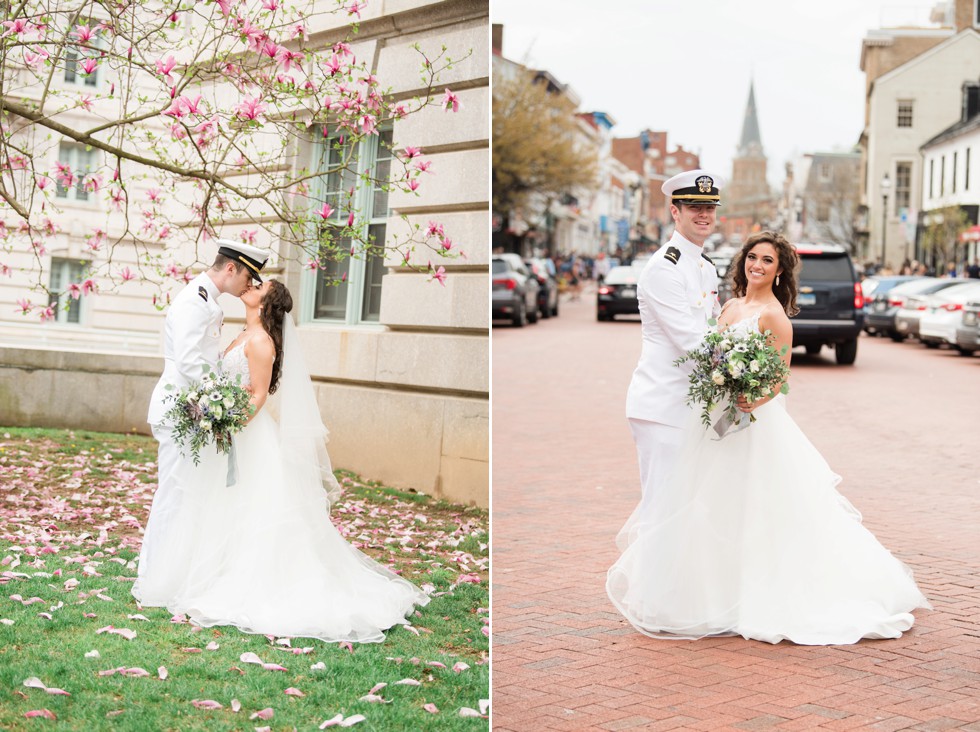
[[229, 265, 254, 297]]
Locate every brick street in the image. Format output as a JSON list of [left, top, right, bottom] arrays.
[[491, 286, 980, 731]]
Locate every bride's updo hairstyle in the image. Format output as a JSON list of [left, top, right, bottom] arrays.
[[259, 279, 294, 394], [728, 231, 801, 317]]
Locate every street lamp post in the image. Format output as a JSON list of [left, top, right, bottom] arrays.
[[880, 172, 891, 270]]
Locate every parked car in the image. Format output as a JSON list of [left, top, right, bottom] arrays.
[[864, 277, 944, 340], [525, 257, 559, 319], [894, 279, 970, 341], [916, 281, 980, 349], [790, 244, 865, 365], [492, 253, 540, 327], [597, 265, 640, 321], [955, 300, 980, 355], [860, 275, 918, 326]]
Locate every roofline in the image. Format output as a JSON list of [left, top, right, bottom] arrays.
[[872, 28, 980, 88]]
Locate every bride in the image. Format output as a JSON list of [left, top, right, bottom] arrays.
[[132, 278, 429, 643], [607, 231, 930, 645]]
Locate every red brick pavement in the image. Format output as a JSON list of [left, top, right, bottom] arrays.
[[492, 286, 980, 732]]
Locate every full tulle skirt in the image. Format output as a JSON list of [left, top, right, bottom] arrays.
[[136, 412, 429, 643], [607, 397, 930, 645]]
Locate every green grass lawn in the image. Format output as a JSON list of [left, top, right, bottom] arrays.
[[0, 427, 488, 731]]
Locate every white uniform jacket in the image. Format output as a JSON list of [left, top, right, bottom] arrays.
[[625, 232, 720, 427], [147, 272, 224, 426]]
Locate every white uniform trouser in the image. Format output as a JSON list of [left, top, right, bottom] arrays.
[[132, 424, 211, 607], [628, 418, 684, 501]]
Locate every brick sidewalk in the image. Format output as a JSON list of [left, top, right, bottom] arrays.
[[492, 290, 980, 731]]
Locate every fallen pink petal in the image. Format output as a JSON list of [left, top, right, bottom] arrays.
[[422, 703, 439, 713], [250, 708, 274, 720], [191, 699, 223, 710], [23, 710, 56, 720]]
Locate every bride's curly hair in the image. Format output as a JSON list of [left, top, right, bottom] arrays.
[[259, 280, 294, 394], [728, 231, 801, 316]]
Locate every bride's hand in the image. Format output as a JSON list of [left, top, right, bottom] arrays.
[[737, 394, 763, 413]]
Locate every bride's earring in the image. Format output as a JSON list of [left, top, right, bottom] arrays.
[[776, 275, 780, 287]]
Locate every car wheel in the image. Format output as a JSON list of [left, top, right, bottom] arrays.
[[527, 299, 539, 324], [597, 311, 608, 322], [539, 298, 551, 319], [889, 332, 906, 342], [551, 297, 559, 317], [805, 343, 821, 355], [956, 346, 975, 356], [512, 300, 526, 328], [835, 338, 858, 365], [923, 341, 939, 349]]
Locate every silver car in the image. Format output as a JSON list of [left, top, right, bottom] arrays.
[[492, 253, 540, 327]]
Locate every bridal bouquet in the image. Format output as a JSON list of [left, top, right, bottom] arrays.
[[164, 365, 254, 464], [674, 323, 790, 437]]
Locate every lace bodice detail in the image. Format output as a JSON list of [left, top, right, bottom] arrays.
[[719, 311, 761, 338], [220, 341, 251, 389]]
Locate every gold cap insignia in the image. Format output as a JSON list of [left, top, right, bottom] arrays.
[[696, 176, 713, 194]]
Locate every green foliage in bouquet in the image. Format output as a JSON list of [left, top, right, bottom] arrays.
[[163, 364, 254, 464], [674, 322, 790, 429]]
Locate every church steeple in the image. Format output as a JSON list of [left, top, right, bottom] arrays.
[[738, 80, 764, 158]]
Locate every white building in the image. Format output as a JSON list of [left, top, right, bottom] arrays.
[[920, 79, 980, 265], [0, 0, 490, 507], [861, 8, 980, 270]]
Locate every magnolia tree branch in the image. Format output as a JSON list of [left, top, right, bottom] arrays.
[[0, 0, 472, 318]]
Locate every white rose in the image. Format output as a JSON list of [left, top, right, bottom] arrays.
[[720, 339, 732, 351], [187, 392, 199, 403], [749, 360, 761, 373], [212, 405, 223, 419], [711, 371, 725, 385], [762, 386, 772, 396], [223, 396, 235, 408], [200, 419, 213, 431]]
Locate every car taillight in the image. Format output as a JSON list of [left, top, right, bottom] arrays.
[[493, 278, 517, 291], [853, 283, 864, 309], [888, 297, 905, 307], [598, 286, 612, 295], [941, 303, 963, 312]]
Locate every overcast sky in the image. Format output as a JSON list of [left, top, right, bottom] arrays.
[[491, 0, 944, 185]]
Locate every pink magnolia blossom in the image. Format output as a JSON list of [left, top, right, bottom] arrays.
[[170, 123, 187, 140], [358, 115, 377, 135], [67, 283, 82, 300], [278, 49, 304, 72], [429, 265, 446, 286], [8, 155, 27, 170], [146, 188, 162, 203], [0, 263, 11, 276], [241, 229, 257, 244], [81, 279, 97, 295], [290, 23, 307, 40], [425, 222, 444, 238], [23, 47, 48, 68], [109, 188, 126, 210], [238, 19, 265, 50], [80, 58, 99, 75], [403, 146, 422, 159], [234, 97, 266, 121], [441, 89, 460, 113], [2, 19, 31, 38], [346, 1, 365, 18], [261, 0, 279, 10], [316, 203, 334, 219], [407, 179, 420, 192], [35, 176, 49, 191], [392, 103, 408, 118], [84, 174, 103, 193], [441, 237, 453, 252], [215, 0, 233, 14], [305, 259, 320, 271], [180, 95, 204, 115], [415, 160, 432, 174], [155, 55, 177, 83], [71, 24, 95, 43], [260, 41, 281, 60], [324, 54, 342, 75], [333, 41, 353, 57], [54, 162, 75, 189], [119, 267, 135, 281], [347, 211, 355, 227], [16, 299, 32, 314], [78, 94, 94, 111], [39, 306, 55, 322]]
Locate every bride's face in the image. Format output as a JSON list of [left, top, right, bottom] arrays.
[[241, 280, 269, 308], [744, 243, 782, 288]]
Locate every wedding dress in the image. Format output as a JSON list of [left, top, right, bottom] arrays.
[[146, 318, 429, 643], [607, 313, 930, 645]]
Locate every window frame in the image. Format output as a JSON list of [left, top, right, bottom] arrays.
[[48, 257, 89, 324], [896, 100, 913, 128], [302, 129, 392, 327], [55, 142, 97, 203], [895, 161, 912, 212]]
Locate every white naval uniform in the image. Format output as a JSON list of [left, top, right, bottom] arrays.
[[625, 231, 720, 506], [134, 272, 226, 606]]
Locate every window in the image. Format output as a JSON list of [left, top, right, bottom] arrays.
[[819, 163, 831, 181], [966, 148, 971, 191], [940, 156, 945, 196], [952, 151, 958, 194], [895, 162, 912, 211], [309, 129, 393, 324], [55, 143, 96, 201], [929, 159, 934, 198], [897, 101, 913, 128], [63, 21, 102, 87], [48, 258, 88, 324]]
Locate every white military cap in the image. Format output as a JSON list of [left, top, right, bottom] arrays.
[[662, 169, 726, 206], [215, 239, 271, 282]]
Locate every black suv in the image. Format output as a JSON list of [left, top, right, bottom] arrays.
[[791, 243, 864, 365]]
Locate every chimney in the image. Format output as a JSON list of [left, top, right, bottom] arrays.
[[492, 23, 503, 56], [954, 0, 974, 31], [964, 80, 980, 121]]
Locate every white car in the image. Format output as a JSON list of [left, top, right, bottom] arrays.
[[918, 281, 980, 348]]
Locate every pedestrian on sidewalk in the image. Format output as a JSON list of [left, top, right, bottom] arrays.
[[624, 169, 722, 505]]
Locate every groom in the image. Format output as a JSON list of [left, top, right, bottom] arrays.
[[134, 240, 269, 606], [625, 170, 724, 509]]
